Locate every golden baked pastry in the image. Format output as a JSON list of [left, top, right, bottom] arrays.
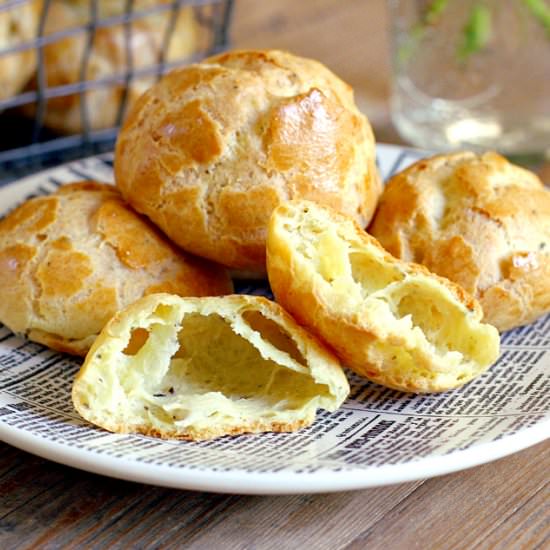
[[267, 200, 500, 393], [369, 152, 550, 332], [26, 0, 197, 133], [115, 49, 381, 274], [72, 293, 350, 441], [0, 181, 232, 356], [0, 0, 41, 100]]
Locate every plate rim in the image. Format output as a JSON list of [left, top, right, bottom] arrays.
[[2, 417, 549, 495]]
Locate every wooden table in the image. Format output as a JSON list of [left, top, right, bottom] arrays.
[[1, 2, 549, 548], [1, 439, 548, 549]]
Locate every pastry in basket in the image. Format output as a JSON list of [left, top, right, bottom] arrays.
[[25, 0, 197, 133], [115, 49, 381, 275], [72, 293, 350, 441], [0, 181, 232, 356], [369, 152, 550, 332], [266, 200, 500, 393], [0, 0, 42, 100]]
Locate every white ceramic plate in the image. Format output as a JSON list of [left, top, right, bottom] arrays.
[[0, 144, 548, 495]]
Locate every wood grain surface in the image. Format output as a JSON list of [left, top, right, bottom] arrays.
[[1, 1, 549, 549], [1, 440, 548, 549]]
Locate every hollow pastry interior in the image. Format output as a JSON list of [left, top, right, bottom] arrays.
[[267, 200, 500, 392], [72, 293, 349, 440]]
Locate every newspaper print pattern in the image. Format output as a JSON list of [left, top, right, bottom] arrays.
[[0, 145, 548, 492]]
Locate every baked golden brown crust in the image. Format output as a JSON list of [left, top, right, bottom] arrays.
[[25, 0, 197, 133], [369, 152, 550, 331], [267, 200, 500, 393], [0, 0, 42, 100], [0, 181, 232, 356], [72, 293, 350, 440], [115, 49, 381, 274]]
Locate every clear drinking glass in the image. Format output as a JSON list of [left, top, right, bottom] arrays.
[[388, 0, 550, 159]]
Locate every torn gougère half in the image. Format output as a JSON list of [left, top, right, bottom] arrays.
[[266, 200, 501, 393], [72, 293, 350, 440]]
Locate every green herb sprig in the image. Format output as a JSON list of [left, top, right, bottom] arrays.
[[523, 0, 550, 37], [458, 3, 492, 61], [397, 0, 550, 65]]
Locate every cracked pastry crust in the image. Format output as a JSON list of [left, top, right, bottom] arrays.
[[267, 200, 500, 393], [0, 181, 232, 356], [369, 152, 550, 332], [115, 49, 381, 274], [72, 293, 350, 440], [0, 0, 42, 100], [24, 0, 197, 133]]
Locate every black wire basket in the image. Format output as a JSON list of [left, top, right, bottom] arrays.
[[0, 0, 233, 184]]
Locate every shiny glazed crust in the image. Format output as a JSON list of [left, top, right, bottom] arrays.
[[72, 293, 350, 441], [115, 49, 381, 274], [267, 200, 500, 393], [0, 0, 42, 100], [369, 152, 550, 331], [0, 181, 232, 355], [25, 0, 197, 133]]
